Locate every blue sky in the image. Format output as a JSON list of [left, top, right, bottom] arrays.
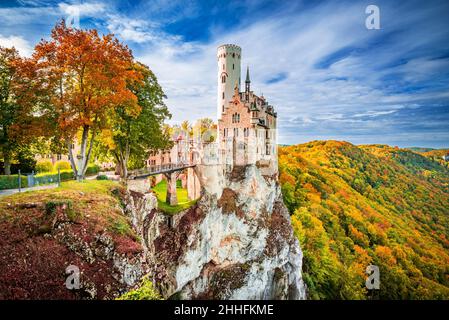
[[1, 0, 449, 148]]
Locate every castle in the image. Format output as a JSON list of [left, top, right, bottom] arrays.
[[144, 44, 278, 203], [216, 44, 278, 173]]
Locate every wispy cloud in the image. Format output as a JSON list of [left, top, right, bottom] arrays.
[[1, 0, 448, 148], [58, 1, 106, 16]]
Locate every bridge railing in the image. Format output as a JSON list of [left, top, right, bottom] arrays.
[[128, 161, 195, 179]]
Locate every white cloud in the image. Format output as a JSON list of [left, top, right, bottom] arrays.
[[0, 35, 33, 57], [58, 2, 106, 17], [104, 14, 176, 44]]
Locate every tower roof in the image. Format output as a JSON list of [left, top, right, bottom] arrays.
[[245, 66, 250, 83]]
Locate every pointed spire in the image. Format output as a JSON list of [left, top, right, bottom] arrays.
[[245, 66, 251, 83], [245, 66, 251, 99]]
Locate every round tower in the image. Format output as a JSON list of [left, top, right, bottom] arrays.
[[217, 44, 241, 121]]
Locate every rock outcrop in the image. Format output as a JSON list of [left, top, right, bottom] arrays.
[[128, 164, 306, 300], [0, 199, 147, 300]]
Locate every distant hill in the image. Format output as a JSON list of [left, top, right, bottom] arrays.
[[279, 140, 449, 299], [416, 149, 449, 169], [406, 147, 435, 153]]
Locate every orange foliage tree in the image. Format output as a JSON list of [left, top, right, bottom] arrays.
[[32, 21, 140, 179]]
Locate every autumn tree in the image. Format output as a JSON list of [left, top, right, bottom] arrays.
[[193, 117, 216, 142], [33, 21, 139, 180], [181, 120, 193, 137], [0, 46, 41, 175], [106, 62, 171, 179]]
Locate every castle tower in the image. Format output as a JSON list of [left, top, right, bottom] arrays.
[[217, 44, 241, 121]]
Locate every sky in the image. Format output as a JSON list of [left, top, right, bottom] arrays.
[[1, 0, 449, 148]]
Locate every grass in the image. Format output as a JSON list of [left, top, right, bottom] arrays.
[[151, 179, 197, 215], [0, 179, 137, 238]]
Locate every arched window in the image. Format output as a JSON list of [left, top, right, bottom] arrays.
[[237, 114, 240, 122]]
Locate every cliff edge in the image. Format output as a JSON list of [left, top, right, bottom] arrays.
[[128, 164, 306, 299]]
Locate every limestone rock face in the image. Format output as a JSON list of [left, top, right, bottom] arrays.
[[137, 165, 306, 300]]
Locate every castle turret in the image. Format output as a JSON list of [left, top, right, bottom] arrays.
[[245, 66, 251, 101], [217, 44, 241, 121]]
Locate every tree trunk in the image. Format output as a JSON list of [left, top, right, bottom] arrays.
[[78, 125, 89, 180], [66, 138, 77, 180], [3, 149, 11, 176], [82, 128, 96, 178]]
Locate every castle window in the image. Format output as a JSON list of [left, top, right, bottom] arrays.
[[222, 75, 226, 83], [244, 128, 249, 137], [266, 144, 271, 155], [223, 64, 225, 70], [222, 105, 225, 112], [232, 53, 235, 58], [222, 92, 225, 99], [234, 128, 239, 137]]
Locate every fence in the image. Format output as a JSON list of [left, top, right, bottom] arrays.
[[0, 165, 100, 191]]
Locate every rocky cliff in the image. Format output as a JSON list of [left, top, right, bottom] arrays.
[[0, 182, 148, 300], [126, 164, 306, 299]]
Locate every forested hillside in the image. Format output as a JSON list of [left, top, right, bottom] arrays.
[[420, 149, 449, 169], [279, 141, 449, 299]]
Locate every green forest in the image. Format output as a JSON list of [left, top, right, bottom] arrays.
[[279, 141, 449, 299]]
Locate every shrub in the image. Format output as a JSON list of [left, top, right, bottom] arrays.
[[0, 174, 28, 190], [117, 276, 162, 300], [85, 164, 100, 176], [34, 169, 74, 185], [45, 200, 77, 221], [55, 161, 71, 171], [96, 174, 109, 180], [35, 160, 54, 173]]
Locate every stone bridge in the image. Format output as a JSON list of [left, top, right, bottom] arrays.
[[128, 162, 200, 206], [127, 162, 200, 206]]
